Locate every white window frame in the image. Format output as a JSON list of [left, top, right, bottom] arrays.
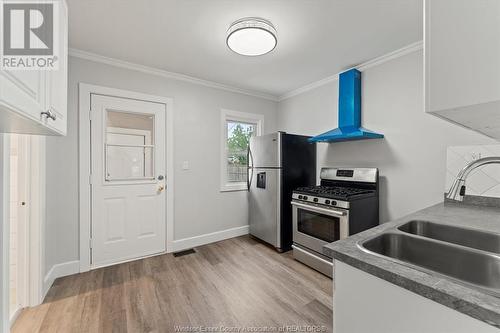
[[220, 109, 263, 192]]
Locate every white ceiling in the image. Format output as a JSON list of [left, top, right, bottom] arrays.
[[67, 0, 423, 98]]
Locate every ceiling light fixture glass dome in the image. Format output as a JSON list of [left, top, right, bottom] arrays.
[[226, 17, 277, 56]]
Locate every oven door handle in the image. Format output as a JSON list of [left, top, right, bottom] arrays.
[[291, 201, 346, 217]]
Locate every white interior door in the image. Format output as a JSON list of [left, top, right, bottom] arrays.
[[91, 95, 166, 268]]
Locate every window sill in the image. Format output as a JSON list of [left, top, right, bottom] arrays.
[[220, 183, 248, 192]]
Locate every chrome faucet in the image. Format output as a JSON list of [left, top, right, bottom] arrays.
[[446, 156, 500, 202]]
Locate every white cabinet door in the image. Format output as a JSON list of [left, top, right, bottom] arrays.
[[334, 260, 499, 333], [425, 0, 500, 139], [0, 70, 47, 125], [0, 0, 68, 136]]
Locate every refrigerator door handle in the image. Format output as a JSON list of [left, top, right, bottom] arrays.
[[247, 147, 254, 191]]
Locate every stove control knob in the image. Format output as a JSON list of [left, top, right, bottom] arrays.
[[325, 200, 330, 205], [331, 201, 337, 206], [303, 196, 308, 200], [298, 195, 303, 200], [313, 198, 319, 203]]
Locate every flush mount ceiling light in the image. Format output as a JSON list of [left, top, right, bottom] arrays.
[[226, 17, 277, 56]]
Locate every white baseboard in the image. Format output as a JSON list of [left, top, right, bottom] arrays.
[[172, 225, 249, 252], [40, 227, 248, 299], [42, 260, 80, 301]]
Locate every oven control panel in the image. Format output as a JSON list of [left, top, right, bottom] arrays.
[[320, 167, 378, 183], [292, 193, 349, 209]]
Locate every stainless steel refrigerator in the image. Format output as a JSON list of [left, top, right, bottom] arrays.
[[248, 132, 316, 252]]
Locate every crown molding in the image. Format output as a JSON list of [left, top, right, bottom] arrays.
[[68, 48, 279, 102], [70, 40, 423, 104], [278, 40, 423, 101]]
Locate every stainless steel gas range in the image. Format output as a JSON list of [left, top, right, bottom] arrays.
[[291, 167, 379, 277]]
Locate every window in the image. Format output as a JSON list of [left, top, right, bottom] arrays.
[[105, 110, 155, 181], [221, 109, 263, 191]]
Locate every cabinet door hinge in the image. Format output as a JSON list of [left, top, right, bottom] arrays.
[[89, 238, 93, 249], [89, 174, 93, 185]]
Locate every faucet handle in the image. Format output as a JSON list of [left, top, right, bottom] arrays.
[[459, 185, 466, 197]]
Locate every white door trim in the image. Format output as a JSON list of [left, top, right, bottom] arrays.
[[78, 83, 174, 272], [0, 135, 45, 333], [1, 134, 10, 333], [28, 136, 45, 306], [9, 135, 31, 317]]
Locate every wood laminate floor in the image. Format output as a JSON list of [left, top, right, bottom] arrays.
[[12, 235, 333, 333]]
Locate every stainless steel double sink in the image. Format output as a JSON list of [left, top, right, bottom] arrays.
[[359, 220, 500, 297]]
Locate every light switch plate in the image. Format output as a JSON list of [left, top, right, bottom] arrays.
[[182, 161, 189, 170]]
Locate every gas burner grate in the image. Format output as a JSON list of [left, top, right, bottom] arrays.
[[295, 185, 373, 200]]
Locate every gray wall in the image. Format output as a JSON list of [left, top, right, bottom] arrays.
[[44, 57, 278, 274], [278, 50, 495, 223]]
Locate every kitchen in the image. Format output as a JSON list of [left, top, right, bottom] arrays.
[[0, 0, 499, 332]]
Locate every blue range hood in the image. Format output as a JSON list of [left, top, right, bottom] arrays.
[[309, 68, 384, 143]]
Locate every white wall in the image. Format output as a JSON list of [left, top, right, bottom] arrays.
[[44, 56, 278, 274], [278, 50, 496, 223]]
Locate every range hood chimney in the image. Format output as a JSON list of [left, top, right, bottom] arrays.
[[309, 68, 384, 143]]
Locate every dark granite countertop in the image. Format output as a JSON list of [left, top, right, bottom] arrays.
[[324, 200, 500, 328]]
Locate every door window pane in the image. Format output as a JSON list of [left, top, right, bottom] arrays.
[[106, 146, 154, 180], [105, 110, 155, 181], [227, 121, 256, 183]]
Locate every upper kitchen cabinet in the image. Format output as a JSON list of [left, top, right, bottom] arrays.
[[0, 0, 68, 135], [425, 0, 500, 139]]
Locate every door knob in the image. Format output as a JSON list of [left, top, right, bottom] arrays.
[[157, 175, 164, 180], [158, 185, 165, 192]]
